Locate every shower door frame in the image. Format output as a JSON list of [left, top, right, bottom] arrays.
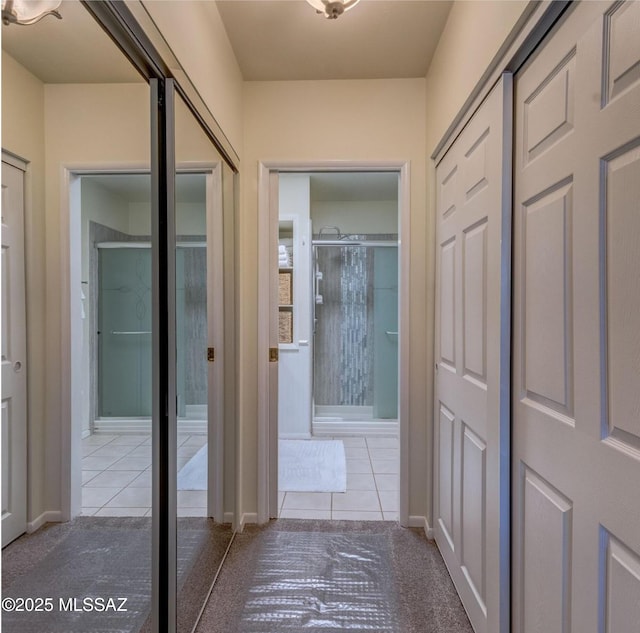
[[257, 160, 411, 527], [311, 238, 400, 434]]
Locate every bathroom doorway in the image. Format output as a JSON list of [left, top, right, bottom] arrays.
[[257, 162, 410, 526], [74, 169, 222, 520]]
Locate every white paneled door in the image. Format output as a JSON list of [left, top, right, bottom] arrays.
[[434, 76, 511, 633], [2, 157, 28, 546], [512, 1, 640, 632]]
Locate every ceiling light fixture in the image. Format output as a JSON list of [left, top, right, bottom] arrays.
[[2, 0, 62, 26], [306, 0, 362, 20]]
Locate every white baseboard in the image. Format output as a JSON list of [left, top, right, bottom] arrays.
[[81, 428, 91, 439], [408, 515, 434, 539], [28, 511, 64, 533], [278, 432, 312, 439], [239, 512, 258, 532], [312, 420, 399, 437], [223, 512, 235, 525]]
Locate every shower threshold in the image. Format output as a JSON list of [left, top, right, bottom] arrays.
[[93, 415, 206, 435], [312, 406, 398, 437]]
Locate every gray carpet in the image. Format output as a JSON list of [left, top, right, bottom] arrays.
[[2, 517, 233, 633], [240, 531, 399, 632], [194, 520, 473, 633]]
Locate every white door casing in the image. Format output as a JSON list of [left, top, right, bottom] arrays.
[[2, 157, 28, 547], [434, 76, 511, 633], [278, 174, 313, 440], [257, 161, 411, 526], [512, 2, 640, 631]]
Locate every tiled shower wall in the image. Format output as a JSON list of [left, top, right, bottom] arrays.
[[313, 234, 397, 406], [181, 247, 207, 407]]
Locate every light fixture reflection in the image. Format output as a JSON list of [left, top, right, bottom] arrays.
[[2, 0, 62, 26], [306, 0, 362, 20]]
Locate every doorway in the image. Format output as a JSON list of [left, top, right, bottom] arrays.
[[257, 162, 411, 526], [276, 172, 400, 520], [71, 170, 222, 520]]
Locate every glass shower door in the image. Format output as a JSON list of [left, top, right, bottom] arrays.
[[373, 246, 398, 419], [98, 247, 152, 418], [313, 241, 398, 423]]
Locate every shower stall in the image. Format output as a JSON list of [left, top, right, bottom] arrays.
[[95, 242, 207, 431], [312, 231, 399, 435]]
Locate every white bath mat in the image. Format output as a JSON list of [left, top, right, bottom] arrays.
[[278, 439, 346, 493], [177, 444, 207, 490]]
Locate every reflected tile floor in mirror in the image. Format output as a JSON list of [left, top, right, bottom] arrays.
[[81, 433, 208, 517]]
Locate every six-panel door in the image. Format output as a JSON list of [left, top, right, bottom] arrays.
[[512, 2, 640, 631], [434, 77, 510, 633]]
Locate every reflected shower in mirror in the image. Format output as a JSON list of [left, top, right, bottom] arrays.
[[1, 1, 235, 631], [2, 1, 156, 631]]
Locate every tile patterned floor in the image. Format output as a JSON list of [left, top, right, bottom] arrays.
[[278, 436, 399, 521], [81, 432, 207, 517], [82, 434, 399, 521]]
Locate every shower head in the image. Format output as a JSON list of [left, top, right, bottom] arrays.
[[316, 226, 362, 243], [318, 226, 342, 239]]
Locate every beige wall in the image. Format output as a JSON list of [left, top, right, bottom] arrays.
[[2, 52, 47, 525], [141, 0, 244, 158], [241, 78, 429, 521], [425, 0, 529, 152], [311, 200, 398, 235]]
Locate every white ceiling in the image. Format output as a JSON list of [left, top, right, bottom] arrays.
[[216, 0, 453, 81], [3, 3, 429, 215], [1, 0, 142, 83], [2, 1, 452, 84]]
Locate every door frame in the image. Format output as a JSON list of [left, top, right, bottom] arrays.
[[60, 161, 226, 522], [257, 160, 411, 526]]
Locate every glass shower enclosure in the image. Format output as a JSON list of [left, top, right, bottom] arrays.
[[98, 246, 152, 417], [312, 236, 398, 432], [97, 244, 207, 423]]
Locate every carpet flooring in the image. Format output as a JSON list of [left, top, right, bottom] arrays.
[[194, 520, 473, 633], [3, 518, 473, 632], [2, 517, 232, 633]]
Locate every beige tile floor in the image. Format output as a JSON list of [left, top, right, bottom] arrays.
[[81, 432, 208, 517], [82, 433, 399, 521], [278, 436, 399, 521]]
